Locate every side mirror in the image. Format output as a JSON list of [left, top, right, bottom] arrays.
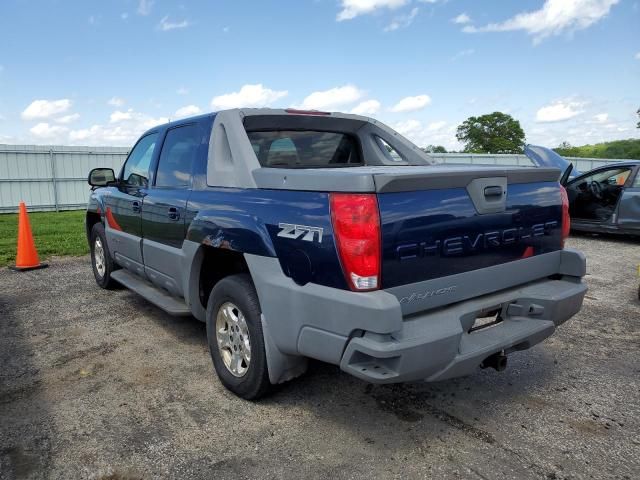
[[88, 168, 116, 187]]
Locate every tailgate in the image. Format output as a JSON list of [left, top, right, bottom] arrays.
[[376, 166, 564, 289]]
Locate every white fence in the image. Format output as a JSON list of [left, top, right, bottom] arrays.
[[0, 144, 634, 213], [0, 145, 128, 213]]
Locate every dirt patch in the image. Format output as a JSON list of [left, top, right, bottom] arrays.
[[1, 236, 639, 479]]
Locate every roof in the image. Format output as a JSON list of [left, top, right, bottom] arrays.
[[144, 112, 216, 135], [140, 108, 377, 138]]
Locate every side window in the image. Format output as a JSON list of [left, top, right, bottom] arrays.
[[375, 136, 405, 162], [593, 167, 631, 186], [633, 170, 640, 188], [570, 167, 632, 191], [155, 124, 201, 188], [607, 169, 630, 186], [122, 133, 158, 187]]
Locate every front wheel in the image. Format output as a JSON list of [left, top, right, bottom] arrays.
[[90, 223, 119, 289], [206, 274, 271, 400]]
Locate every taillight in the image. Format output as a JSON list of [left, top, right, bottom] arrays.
[[329, 193, 381, 291], [560, 185, 570, 247]]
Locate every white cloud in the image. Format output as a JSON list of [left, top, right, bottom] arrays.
[[393, 119, 423, 136], [394, 119, 446, 136], [299, 85, 364, 110], [452, 13, 471, 24], [594, 113, 608, 123], [30, 123, 68, 140], [69, 125, 136, 145], [350, 99, 381, 115], [390, 94, 431, 112], [463, 0, 619, 43], [337, 0, 409, 21], [137, 0, 153, 16], [108, 97, 125, 107], [527, 111, 640, 147], [174, 105, 202, 118], [391, 119, 458, 150], [427, 120, 447, 131], [70, 111, 169, 146], [211, 84, 288, 110], [55, 113, 80, 124], [110, 109, 134, 123], [158, 16, 190, 31], [176, 86, 189, 95], [635, 51, 640, 60], [21, 99, 72, 120], [536, 99, 586, 122], [450, 48, 475, 61], [385, 7, 419, 31]]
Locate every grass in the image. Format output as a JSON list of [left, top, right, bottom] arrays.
[[0, 210, 88, 267]]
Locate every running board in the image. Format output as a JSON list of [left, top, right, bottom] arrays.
[[111, 269, 191, 316]]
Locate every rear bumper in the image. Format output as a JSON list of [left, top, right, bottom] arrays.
[[246, 249, 586, 384], [339, 276, 586, 383]]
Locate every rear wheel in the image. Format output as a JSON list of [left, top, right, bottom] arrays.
[[90, 223, 118, 289], [206, 274, 271, 400]]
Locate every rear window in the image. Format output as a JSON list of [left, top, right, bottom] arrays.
[[246, 130, 362, 168]]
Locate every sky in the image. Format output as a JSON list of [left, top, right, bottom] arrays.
[[0, 0, 638, 150]]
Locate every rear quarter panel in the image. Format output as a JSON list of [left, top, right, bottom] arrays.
[[186, 188, 347, 289]]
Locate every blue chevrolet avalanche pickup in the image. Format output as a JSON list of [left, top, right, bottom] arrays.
[[86, 108, 587, 399]]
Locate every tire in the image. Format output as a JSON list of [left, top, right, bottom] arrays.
[[206, 274, 271, 400], [90, 222, 119, 289]]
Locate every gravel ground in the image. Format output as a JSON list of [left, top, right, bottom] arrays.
[[1, 235, 639, 480]]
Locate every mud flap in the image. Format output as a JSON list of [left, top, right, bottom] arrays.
[[261, 314, 308, 384]]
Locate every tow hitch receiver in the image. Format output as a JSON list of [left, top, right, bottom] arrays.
[[481, 351, 508, 372]]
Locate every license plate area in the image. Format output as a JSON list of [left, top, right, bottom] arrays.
[[469, 306, 503, 333]]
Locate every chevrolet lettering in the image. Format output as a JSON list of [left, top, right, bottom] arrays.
[[397, 221, 559, 259]]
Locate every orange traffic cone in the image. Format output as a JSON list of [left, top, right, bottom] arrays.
[[10, 201, 48, 271]]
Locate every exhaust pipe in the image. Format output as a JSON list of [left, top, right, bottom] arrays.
[[481, 352, 508, 372]]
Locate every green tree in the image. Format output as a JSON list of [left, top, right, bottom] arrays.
[[636, 107, 639, 128], [553, 139, 640, 160], [422, 145, 447, 153], [456, 112, 526, 154]]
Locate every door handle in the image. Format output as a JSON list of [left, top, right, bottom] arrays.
[[132, 201, 141, 213], [167, 207, 180, 221]]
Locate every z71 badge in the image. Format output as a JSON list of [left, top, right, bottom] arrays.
[[277, 223, 324, 243]]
